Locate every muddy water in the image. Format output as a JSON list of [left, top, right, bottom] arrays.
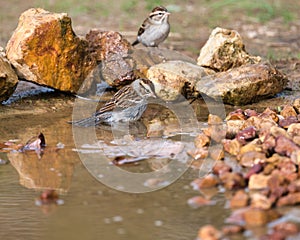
[[1, 89, 299, 240], [0, 93, 230, 240]]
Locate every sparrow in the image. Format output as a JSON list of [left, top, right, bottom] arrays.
[[71, 78, 156, 127], [132, 6, 170, 47]]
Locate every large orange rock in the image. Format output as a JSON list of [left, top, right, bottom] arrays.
[[6, 8, 96, 93]]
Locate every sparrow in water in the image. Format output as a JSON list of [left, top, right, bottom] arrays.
[[71, 78, 156, 127], [132, 6, 170, 47]]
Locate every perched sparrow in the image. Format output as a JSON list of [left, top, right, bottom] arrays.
[[72, 79, 156, 127], [132, 6, 170, 47]]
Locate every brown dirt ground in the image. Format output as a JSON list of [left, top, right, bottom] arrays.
[[0, 0, 299, 88]]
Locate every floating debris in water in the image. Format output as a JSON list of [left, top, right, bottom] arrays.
[[22, 132, 46, 151]]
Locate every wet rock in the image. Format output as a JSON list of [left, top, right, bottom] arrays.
[[146, 60, 208, 101], [287, 179, 300, 193], [237, 151, 266, 168], [190, 174, 219, 189], [0, 47, 18, 102], [6, 8, 96, 93], [207, 114, 223, 125], [250, 193, 272, 210], [219, 172, 246, 190], [187, 147, 209, 160], [280, 105, 298, 118], [243, 208, 280, 226], [261, 231, 286, 240], [197, 224, 222, 240], [291, 150, 300, 165], [209, 145, 224, 161], [194, 132, 210, 148], [293, 98, 300, 113], [196, 62, 287, 105], [222, 225, 244, 235], [248, 173, 271, 190], [202, 124, 226, 143], [235, 126, 257, 144], [86, 29, 131, 62], [244, 109, 258, 118], [270, 126, 290, 139], [266, 153, 290, 164], [230, 190, 249, 208], [263, 162, 276, 175], [264, 137, 277, 154], [279, 116, 299, 128], [272, 222, 299, 237], [293, 136, 300, 146], [212, 161, 232, 176], [277, 192, 300, 207], [287, 123, 300, 137], [146, 119, 164, 137], [243, 116, 277, 131], [244, 163, 264, 179], [275, 135, 300, 157], [267, 175, 287, 199], [260, 107, 279, 123], [222, 138, 241, 156], [197, 27, 261, 72], [239, 139, 263, 155], [226, 119, 246, 139], [187, 196, 216, 209], [225, 208, 248, 225], [277, 160, 297, 176], [226, 109, 247, 121]]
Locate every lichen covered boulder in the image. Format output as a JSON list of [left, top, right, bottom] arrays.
[[6, 8, 96, 93], [0, 47, 18, 102]]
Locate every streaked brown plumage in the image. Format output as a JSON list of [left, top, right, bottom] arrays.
[[132, 6, 170, 47], [71, 79, 156, 127]]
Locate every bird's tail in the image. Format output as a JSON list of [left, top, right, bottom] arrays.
[[68, 116, 99, 127], [132, 39, 139, 46]]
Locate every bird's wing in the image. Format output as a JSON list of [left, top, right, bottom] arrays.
[[137, 19, 150, 36], [97, 85, 141, 115]]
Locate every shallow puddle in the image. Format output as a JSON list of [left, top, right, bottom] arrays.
[[1, 90, 300, 240]]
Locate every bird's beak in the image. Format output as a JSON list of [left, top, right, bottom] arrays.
[[151, 91, 157, 98]]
